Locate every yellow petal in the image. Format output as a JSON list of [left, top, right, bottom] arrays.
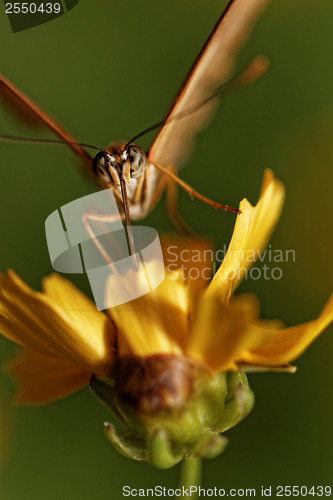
[[8, 349, 90, 405], [0, 271, 115, 374], [107, 266, 190, 357], [186, 293, 281, 373], [208, 170, 285, 301], [42, 273, 115, 361], [239, 294, 333, 366]]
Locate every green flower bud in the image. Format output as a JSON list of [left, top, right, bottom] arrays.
[[90, 355, 254, 469]]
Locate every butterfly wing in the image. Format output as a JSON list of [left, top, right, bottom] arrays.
[[0, 73, 92, 166], [148, 0, 269, 170]]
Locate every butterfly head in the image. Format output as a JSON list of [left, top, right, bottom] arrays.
[[92, 143, 147, 187]]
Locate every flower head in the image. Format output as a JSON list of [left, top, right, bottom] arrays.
[[1, 170, 332, 467]]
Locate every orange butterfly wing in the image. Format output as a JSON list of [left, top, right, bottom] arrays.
[[0, 74, 92, 166], [148, 0, 269, 170]]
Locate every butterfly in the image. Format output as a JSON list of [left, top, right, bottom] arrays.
[[0, 0, 269, 254]]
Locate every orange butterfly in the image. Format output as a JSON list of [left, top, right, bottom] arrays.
[[0, 0, 269, 245]]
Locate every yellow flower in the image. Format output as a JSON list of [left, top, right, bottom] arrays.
[[0, 170, 332, 408]]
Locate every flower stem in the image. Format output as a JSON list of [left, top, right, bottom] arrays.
[[178, 457, 202, 498]]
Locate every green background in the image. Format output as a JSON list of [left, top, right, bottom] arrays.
[[0, 0, 333, 498]]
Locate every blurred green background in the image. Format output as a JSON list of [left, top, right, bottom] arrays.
[[0, 0, 332, 498]]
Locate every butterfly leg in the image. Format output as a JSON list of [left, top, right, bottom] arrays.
[[152, 161, 240, 215], [81, 210, 124, 275], [166, 165, 194, 235]]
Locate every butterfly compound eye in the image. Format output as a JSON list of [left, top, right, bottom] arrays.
[[92, 151, 112, 183], [127, 145, 147, 179]]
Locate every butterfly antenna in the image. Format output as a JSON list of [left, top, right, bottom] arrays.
[[126, 55, 269, 147], [0, 134, 103, 152], [1, 56, 268, 154]]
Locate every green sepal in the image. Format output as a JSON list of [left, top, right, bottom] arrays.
[[147, 428, 184, 469], [217, 372, 254, 433], [90, 375, 123, 422], [192, 433, 228, 460], [104, 422, 147, 461]]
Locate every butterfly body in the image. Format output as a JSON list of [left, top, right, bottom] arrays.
[[92, 143, 160, 220]]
